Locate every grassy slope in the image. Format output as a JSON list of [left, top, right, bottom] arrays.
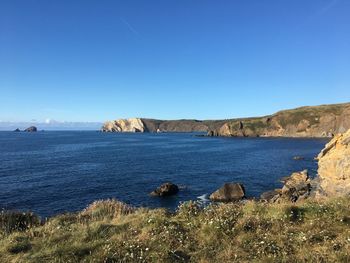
[[223, 102, 350, 134], [1, 198, 350, 262]]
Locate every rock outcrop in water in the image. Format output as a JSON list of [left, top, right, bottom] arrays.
[[209, 183, 246, 202], [261, 170, 311, 202], [207, 103, 350, 138], [150, 183, 179, 197], [315, 129, 350, 198], [24, 126, 37, 132]]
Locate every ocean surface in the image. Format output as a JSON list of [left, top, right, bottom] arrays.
[[0, 131, 328, 217]]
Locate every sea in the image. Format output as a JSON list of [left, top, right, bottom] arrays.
[[0, 131, 328, 217]]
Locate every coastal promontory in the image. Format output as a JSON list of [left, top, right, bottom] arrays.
[[101, 102, 350, 138], [208, 103, 350, 138]]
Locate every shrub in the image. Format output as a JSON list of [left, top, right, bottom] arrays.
[[0, 210, 40, 234], [6, 236, 32, 254]]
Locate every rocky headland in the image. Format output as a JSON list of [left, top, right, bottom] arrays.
[[208, 102, 350, 138], [101, 102, 350, 138], [101, 118, 146, 132], [101, 118, 225, 133]]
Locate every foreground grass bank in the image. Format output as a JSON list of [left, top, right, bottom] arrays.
[[1, 198, 350, 262]]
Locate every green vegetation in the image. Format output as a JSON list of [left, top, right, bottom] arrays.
[[220, 103, 350, 135], [1, 198, 350, 262], [239, 119, 269, 134], [276, 103, 347, 128]]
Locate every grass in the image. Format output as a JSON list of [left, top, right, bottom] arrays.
[[220, 103, 350, 135], [1, 198, 350, 262]]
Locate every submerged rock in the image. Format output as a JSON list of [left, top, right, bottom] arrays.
[[293, 156, 304, 160], [24, 126, 37, 132], [150, 182, 179, 197], [209, 183, 245, 202]]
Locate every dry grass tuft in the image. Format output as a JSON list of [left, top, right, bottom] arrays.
[[79, 199, 134, 221]]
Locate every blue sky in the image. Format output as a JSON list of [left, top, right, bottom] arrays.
[[0, 0, 349, 122]]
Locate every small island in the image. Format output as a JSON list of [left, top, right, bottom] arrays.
[[24, 126, 37, 132]]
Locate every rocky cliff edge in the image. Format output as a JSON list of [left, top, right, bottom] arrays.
[[316, 129, 350, 198], [101, 118, 145, 132]]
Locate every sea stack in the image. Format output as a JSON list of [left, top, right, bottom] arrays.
[[24, 126, 37, 132]]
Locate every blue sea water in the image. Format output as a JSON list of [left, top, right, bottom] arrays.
[[0, 131, 328, 217]]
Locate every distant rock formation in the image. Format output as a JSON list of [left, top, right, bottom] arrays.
[[315, 129, 350, 198], [24, 126, 37, 132], [207, 102, 350, 138], [13, 128, 20, 132], [209, 183, 245, 202], [101, 118, 145, 132]]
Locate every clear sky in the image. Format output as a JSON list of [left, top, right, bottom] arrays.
[[0, 0, 349, 122]]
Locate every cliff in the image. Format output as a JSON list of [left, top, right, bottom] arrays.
[[101, 118, 145, 132], [316, 128, 350, 198], [101, 118, 225, 133], [101, 103, 350, 137], [208, 102, 350, 137]]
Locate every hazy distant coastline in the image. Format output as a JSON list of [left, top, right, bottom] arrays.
[[0, 121, 103, 131]]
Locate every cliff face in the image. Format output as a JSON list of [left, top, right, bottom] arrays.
[[315, 129, 350, 198], [101, 103, 350, 136], [101, 118, 225, 133], [142, 119, 225, 132], [208, 103, 350, 138], [101, 118, 145, 132]]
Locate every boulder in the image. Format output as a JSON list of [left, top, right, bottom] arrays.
[[262, 170, 311, 203], [260, 189, 281, 202], [150, 182, 179, 197], [24, 126, 37, 132], [281, 170, 311, 202], [13, 128, 20, 132], [209, 183, 245, 202], [316, 129, 350, 198]]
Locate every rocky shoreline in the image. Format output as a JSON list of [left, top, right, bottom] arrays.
[[149, 129, 350, 205]]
